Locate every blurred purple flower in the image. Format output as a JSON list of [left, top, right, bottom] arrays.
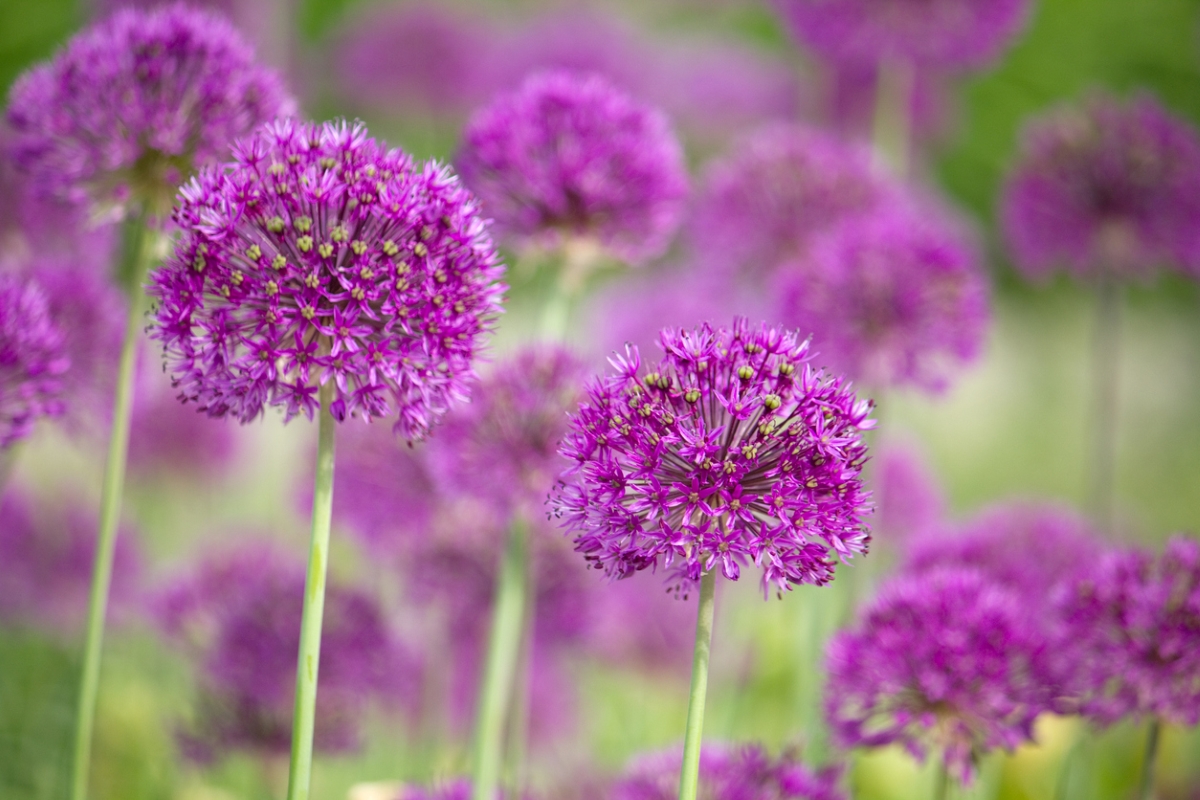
[[613, 743, 844, 800], [774, 203, 990, 392], [148, 118, 505, 435], [0, 273, 68, 448], [155, 542, 420, 759], [871, 440, 945, 542], [457, 71, 688, 263], [552, 318, 874, 597], [825, 567, 1052, 783], [127, 364, 238, 479], [1001, 92, 1200, 281], [823, 60, 952, 143], [6, 3, 295, 221]]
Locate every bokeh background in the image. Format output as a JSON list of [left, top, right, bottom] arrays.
[[1, 0, 1199, 798]]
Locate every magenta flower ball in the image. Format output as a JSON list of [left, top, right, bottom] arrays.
[[1001, 93, 1200, 281], [552, 318, 874, 597], [148, 118, 506, 436], [613, 743, 844, 800], [457, 70, 688, 263], [6, 3, 295, 220], [0, 273, 69, 448]]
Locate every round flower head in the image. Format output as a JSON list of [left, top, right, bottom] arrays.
[[0, 273, 69, 448], [872, 440, 945, 542], [613, 743, 845, 800], [1001, 93, 1200, 280], [773, 0, 1031, 70], [1059, 536, 1200, 726], [688, 125, 893, 285], [552, 318, 874, 597], [149, 118, 506, 435], [6, 3, 295, 220], [824, 568, 1052, 783], [429, 344, 586, 517], [775, 205, 989, 392], [457, 70, 688, 263]]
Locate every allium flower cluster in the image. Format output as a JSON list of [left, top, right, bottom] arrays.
[[773, 0, 1031, 70], [156, 543, 419, 758], [775, 205, 989, 391], [553, 319, 874, 596], [429, 345, 586, 516], [6, 3, 294, 218], [0, 273, 68, 448], [613, 743, 844, 800], [457, 71, 688, 263], [1059, 536, 1200, 726], [825, 568, 1052, 783], [149, 119, 506, 435], [1001, 93, 1200, 280]]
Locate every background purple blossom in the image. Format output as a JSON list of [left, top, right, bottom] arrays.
[[0, 272, 68, 448]]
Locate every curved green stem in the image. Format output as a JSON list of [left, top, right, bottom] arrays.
[[1138, 718, 1161, 800], [678, 570, 717, 800], [872, 57, 914, 179], [285, 380, 337, 800], [70, 219, 157, 800], [471, 518, 530, 800]]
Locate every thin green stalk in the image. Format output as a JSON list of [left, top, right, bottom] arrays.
[[285, 380, 338, 800], [871, 57, 914, 179], [678, 570, 717, 800], [1089, 276, 1122, 535], [472, 518, 530, 800], [502, 569, 535, 800], [70, 219, 157, 800], [1138, 718, 1161, 800], [934, 758, 949, 800]]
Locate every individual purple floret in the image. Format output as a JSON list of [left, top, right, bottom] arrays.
[[613, 743, 845, 800], [773, 0, 1031, 70], [688, 125, 893, 285], [1059, 536, 1200, 726], [428, 345, 586, 517], [6, 3, 295, 220], [457, 71, 688, 263], [871, 440, 945, 542], [148, 118, 506, 435], [0, 273, 69, 448], [825, 568, 1052, 783], [552, 318, 874, 597], [775, 204, 989, 392], [155, 542, 419, 759], [1001, 93, 1200, 281]]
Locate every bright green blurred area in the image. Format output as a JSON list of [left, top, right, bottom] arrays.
[[2, 0, 1199, 799]]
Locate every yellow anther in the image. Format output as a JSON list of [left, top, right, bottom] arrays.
[[351, 240, 367, 255], [330, 224, 349, 242], [413, 242, 428, 257], [318, 243, 333, 258], [245, 245, 262, 261], [266, 217, 285, 233], [382, 240, 399, 256], [301, 306, 316, 320], [272, 254, 287, 270], [294, 216, 312, 232], [305, 273, 320, 288], [265, 280, 278, 296], [297, 236, 313, 252], [231, 270, 244, 286]]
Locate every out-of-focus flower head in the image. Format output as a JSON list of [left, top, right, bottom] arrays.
[[149, 118, 506, 435], [552, 318, 874, 597], [457, 70, 688, 264], [429, 344, 586, 517], [871, 439, 945, 542], [825, 568, 1052, 783], [0, 273, 68, 448], [1002, 92, 1200, 281], [773, 0, 1031, 71], [775, 203, 990, 392], [613, 743, 845, 800], [1059, 535, 1200, 726], [688, 125, 893, 285], [155, 542, 420, 759], [0, 486, 140, 632], [6, 3, 295, 222], [128, 363, 238, 479]]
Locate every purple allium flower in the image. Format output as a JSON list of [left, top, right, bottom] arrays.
[[1001, 93, 1200, 281], [457, 71, 688, 263], [128, 366, 238, 478], [1059, 536, 1200, 726], [687, 125, 893, 285], [5, 3, 295, 220], [613, 743, 845, 800], [0, 273, 69, 448], [552, 318, 874, 597], [824, 568, 1052, 783], [429, 345, 586, 517], [148, 118, 506, 434], [156, 542, 419, 759], [775, 204, 989, 392], [0, 486, 140, 632], [773, 0, 1031, 71], [872, 440, 945, 542]]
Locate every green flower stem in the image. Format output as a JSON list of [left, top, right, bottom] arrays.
[[472, 517, 530, 800], [871, 56, 914, 179], [1139, 717, 1161, 800], [502, 578, 535, 800], [678, 570, 718, 800], [934, 758, 949, 800], [1089, 275, 1122, 534], [70, 219, 158, 800], [285, 379, 338, 800]]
